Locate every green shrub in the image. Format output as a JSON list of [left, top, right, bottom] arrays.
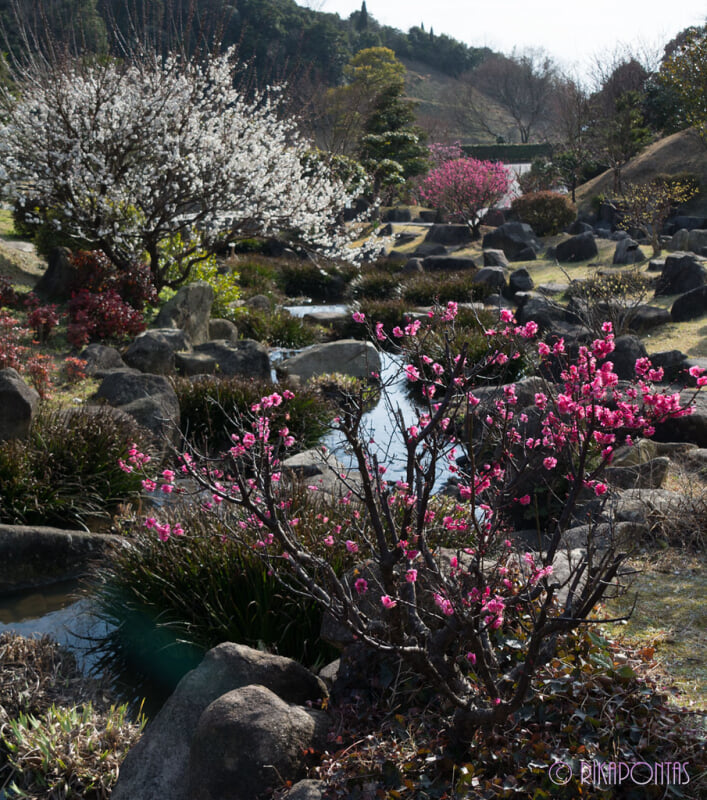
[[173, 375, 332, 454], [0, 407, 147, 529], [511, 191, 576, 236], [236, 259, 281, 299], [226, 306, 323, 348], [351, 270, 401, 301], [402, 271, 491, 305], [275, 260, 352, 302]]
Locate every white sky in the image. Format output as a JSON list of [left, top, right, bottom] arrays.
[[299, 0, 706, 80]]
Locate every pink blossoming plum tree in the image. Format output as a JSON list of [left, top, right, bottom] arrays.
[[128, 309, 703, 743], [419, 157, 512, 237], [0, 47, 361, 289]]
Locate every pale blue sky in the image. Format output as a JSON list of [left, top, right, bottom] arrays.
[[299, 0, 706, 79]]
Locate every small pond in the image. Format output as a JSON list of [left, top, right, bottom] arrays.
[[0, 580, 109, 672], [283, 303, 349, 317]]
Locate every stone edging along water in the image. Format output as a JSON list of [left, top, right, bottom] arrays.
[[0, 524, 122, 595]]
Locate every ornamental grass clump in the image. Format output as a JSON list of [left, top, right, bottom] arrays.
[[128, 305, 703, 745], [0, 406, 147, 528], [173, 375, 332, 455]]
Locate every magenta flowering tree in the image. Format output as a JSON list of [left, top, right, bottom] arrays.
[[419, 158, 513, 236], [129, 307, 703, 743]]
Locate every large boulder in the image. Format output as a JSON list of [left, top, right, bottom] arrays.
[[687, 229, 707, 254], [208, 318, 239, 343], [652, 390, 707, 448], [421, 255, 477, 271], [627, 305, 672, 332], [277, 340, 381, 384], [124, 330, 181, 375], [554, 232, 598, 262], [482, 222, 541, 260], [92, 370, 180, 443], [423, 224, 474, 246], [515, 294, 567, 331], [188, 685, 329, 800], [281, 449, 359, 497], [193, 340, 271, 380], [670, 285, 707, 322], [33, 247, 78, 301], [0, 524, 121, 592], [112, 644, 326, 800], [654, 253, 707, 296], [472, 266, 507, 292], [0, 369, 39, 441], [79, 343, 127, 377], [506, 267, 534, 297], [609, 335, 647, 380], [154, 280, 214, 344], [612, 237, 644, 265], [483, 249, 510, 268]]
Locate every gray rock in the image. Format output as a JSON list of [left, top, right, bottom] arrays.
[[555, 232, 598, 262], [514, 246, 537, 262], [0, 368, 39, 441], [188, 685, 329, 800], [175, 351, 218, 377], [482, 249, 510, 268], [567, 220, 594, 235], [670, 285, 707, 322], [506, 267, 534, 297], [472, 266, 507, 291], [112, 643, 327, 800], [627, 305, 671, 332], [687, 229, 707, 254], [33, 247, 78, 301], [515, 294, 567, 331], [611, 488, 685, 526], [124, 331, 177, 375], [482, 222, 541, 260], [0, 524, 121, 593], [647, 258, 665, 272], [653, 389, 707, 447], [609, 335, 648, 380], [648, 350, 689, 381], [669, 229, 689, 251], [154, 280, 214, 344], [277, 340, 380, 384], [421, 255, 477, 271], [654, 253, 707, 296], [612, 237, 644, 264], [194, 340, 271, 380], [412, 243, 447, 257], [423, 224, 474, 246], [281, 449, 359, 498], [92, 371, 180, 443], [284, 779, 327, 799], [79, 343, 127, 376], [384, 207, 412, 222], [208, 319, 239, 343], [605, 457, 670, 489]]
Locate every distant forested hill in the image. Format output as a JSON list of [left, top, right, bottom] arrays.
[[2, 0, 492, 87]]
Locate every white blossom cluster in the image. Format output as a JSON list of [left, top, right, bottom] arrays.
[[0, 48, 362, 284]]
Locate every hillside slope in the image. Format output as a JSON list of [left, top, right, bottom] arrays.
[[576, 129, 707, 216]]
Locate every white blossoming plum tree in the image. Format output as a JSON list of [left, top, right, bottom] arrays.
[[0, 47, 361, 289]]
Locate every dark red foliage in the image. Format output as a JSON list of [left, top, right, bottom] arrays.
[[69, 250, 158, 310], [67, 289, 146, 347]]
